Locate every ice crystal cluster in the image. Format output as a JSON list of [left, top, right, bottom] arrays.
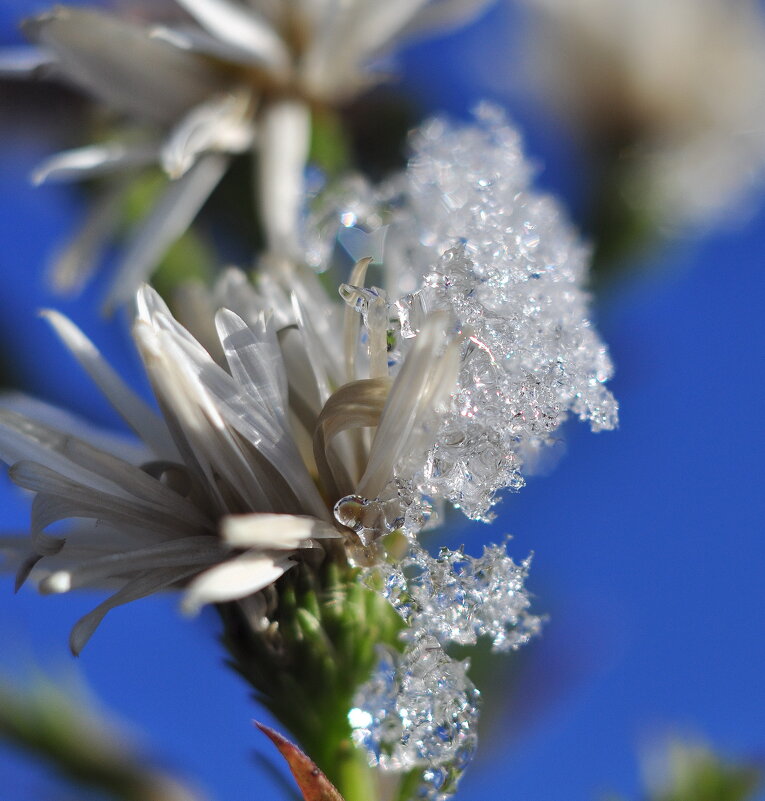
[[349, 541, 542, 793], [311, 104, 618, 521], [332, 107, 615, 792]]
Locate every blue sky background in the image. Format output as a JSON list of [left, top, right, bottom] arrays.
[[1, 3, 764, 800]]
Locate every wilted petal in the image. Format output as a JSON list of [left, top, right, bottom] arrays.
[[181, 551, 293, 614], [39, 536, 225, 594], [23, 7, 225, 123], [358, 312, 459, 499]]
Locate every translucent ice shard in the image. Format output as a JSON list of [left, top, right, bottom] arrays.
[[349, 633, 480, 799], [308, 104, 619, 519]]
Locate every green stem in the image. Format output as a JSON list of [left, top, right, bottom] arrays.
[[334, 739, 379, 801]]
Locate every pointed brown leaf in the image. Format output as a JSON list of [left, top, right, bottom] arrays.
[[255, 722, 346, 801]]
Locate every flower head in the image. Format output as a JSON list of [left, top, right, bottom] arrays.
[[4, 1, 495, 305], [515, 0, 765, 225]]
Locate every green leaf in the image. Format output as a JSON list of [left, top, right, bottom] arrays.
[[255, 722, 346, 801]]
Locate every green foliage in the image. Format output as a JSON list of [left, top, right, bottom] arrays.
[[0, 678, 201, 801], [218, 559, 404, 800]]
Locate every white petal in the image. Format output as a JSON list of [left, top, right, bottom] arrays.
[[257, 100, 311, 256], [46, 180, 130, 295], [150, 24, 277, 68], [23, 8, 224, 123], [69, 567, 200, 654], [104, 154, 227, 311], [181, 552, 293, 614], [222, 513, 340, 549], [161, 91, 254, 179], [40, 310, 177, 458], [215, 308, 288, 422], [400, 0, 496, 39], [358, 312, 458, 498], [39, 536, 224, 593], [31, 142, 158, 185], [174, 0, 289, 71]]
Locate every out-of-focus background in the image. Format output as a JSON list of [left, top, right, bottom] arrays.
[[1, 1, 763, 799]]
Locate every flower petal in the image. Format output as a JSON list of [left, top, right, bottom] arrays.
[[174, 0, 289, 71], [104, 154, 227, 311], [31, 142, 158, 185], [23, 7, 225, 123], [222, 513, 340, 549], [181, 552, 293, 614], [41, 310, 177, 458]]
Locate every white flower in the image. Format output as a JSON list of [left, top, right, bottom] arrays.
[[0, 270, 460, 653], [2, 0, 495, 305], [514, 0, 765, 225]]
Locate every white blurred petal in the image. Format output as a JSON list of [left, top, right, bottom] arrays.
[[161, 91, 254, 179], [181, 552, 293, 614], [31, 142, 158, 185], [105, 154, 227, 310], [174, 0, 289, 71], [257, 99, 311, 256], [70, 567, 201, 654], [23, 7, 224, 123], [222, 513, 340, 549]]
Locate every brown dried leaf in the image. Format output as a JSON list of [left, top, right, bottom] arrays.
[[255, 722, 346, 801]]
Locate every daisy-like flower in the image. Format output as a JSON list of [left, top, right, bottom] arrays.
[[0, 268, 459, 654], [513, 0, 765, 226], [2, 0, 495, 306]]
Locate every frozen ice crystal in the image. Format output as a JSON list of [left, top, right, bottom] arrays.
[[308, 104, 618, 519], [349, 633, 480, 796], [381, 541, 544, 653]]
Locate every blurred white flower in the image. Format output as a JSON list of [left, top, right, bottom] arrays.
[[515, 0, 765, 226], [2, 0, 495, 305]]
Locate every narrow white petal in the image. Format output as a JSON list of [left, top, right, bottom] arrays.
[[174, 0, 289, 71], [161, 91, 253, 179], [215, 308, 288, 422], [0, 395, 148, 464], [40, 310, 177, 458], [14, 462, 207, 540], [31, 143, 157, 185], [46, 180, 130, 294], [222, 513, 340, 549], [23, 8, 224, 123], [257, 100, 311, 256], [181, 552, 292, 614], [105, 154, 227, 311], [39, 536, 224, 593], [358, 312, 456, 498], [400, 0, 496, 39], [150, 24, 276, 68], [69, 567, 200, 654]]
